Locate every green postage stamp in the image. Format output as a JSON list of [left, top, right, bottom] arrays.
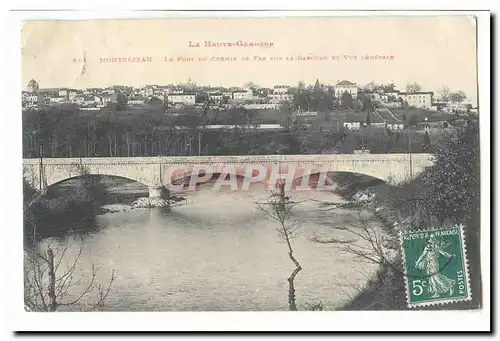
[[401, 224, 471, 308]]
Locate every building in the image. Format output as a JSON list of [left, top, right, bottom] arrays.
[[343, 121, 361, 130], [99, 93, 116, 104], [83, 88, 95, 95], [385, 91, 400, 100], [334, 80, 358, 99], [72, 96, 85, 105], [385, 102, 402, 108], [27, 79, 39, 93], [58, 89, 70, 99], [22, 92, 44, 107], [83, 96, 96, 106], [232, 89, 253, 101], [209, 93, 224, 103], [242, 103, 282, 110], [168, 93, 196, 105], [398, 92, 433, 109], [269, 92, 293, 104], [270, 86, 293, 103], [79, 107, 101, 111], [152, 94, 165, 101], [370, 122, 386, 128], [165, 87, 184, 95], [364, 92, 381, 102], [354, 149, 371, 154], [37, 88, 61, 97], [128, 96, 146, 106], [49, 96, 65, 105], [386, 123, 405, 131], [273, 85, 289, 95], [141, 87, 155, 97], [295, 110, 318, 117], [68, 90, 80, 100]]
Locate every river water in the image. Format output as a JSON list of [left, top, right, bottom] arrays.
[[31, 183, 384, 311]]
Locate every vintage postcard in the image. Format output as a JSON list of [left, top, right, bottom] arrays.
[[17, 11, 487, 331]]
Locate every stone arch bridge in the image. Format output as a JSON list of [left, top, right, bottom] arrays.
[[23, 154, 434, 198]]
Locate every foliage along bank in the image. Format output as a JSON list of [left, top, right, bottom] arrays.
[[339, 121, 480, 310]]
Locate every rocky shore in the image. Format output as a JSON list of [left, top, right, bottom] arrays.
[[100, 196, 186, 214]]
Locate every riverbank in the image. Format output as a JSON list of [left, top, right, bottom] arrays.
[[325, 174, 409, 310], [23, 177, 187, 241], [337, 179, 481, 310]]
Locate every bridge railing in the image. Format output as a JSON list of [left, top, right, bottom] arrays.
[[23, 153, 434, 165]]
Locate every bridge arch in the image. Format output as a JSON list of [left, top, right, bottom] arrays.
[[162, 166, 390, 194], [291, 169, 387, 187], [46, 173, 149, 190], [286, 161, 417, 185], [23, 161, 166, 199], [298, 169, 388, 184], [164, 171, 269, 193]]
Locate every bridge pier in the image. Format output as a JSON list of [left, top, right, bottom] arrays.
[[148, 186, 170, 200]]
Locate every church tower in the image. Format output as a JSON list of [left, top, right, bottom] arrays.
[[27, 79, 39, 93]]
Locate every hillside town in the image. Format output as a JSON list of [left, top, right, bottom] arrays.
[[22, 78, 477, 132]]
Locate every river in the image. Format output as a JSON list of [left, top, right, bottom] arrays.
[[29, 181, 384, 311]]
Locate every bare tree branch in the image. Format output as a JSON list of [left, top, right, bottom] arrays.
[[24, 236, 115, 312], [255, 180, 303, 311]]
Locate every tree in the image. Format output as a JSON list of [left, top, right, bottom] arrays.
[[405, 82, 422, 94], [195, 93, 209, 103], [340, 92, 353, 109], [421, 121, 479, 226], [358, 93, 372, 112], [314, 79, 321, 92], [147, 96, 163, 106], [256, 181, 302, 311], [243, 81, 259, 89], [366, 110, 371, 126], [24, 238, 115, 312], [407, 114, 420, 127], [449, 91, 467, 104], [438, 85, 451, 102], [307, 202, 407, 309], [363, 81, 377, 92], [380, 83, 396, 92], [422, 130, 431, 152], [116, 91, 128, 111], [283, 129, 302, 154]]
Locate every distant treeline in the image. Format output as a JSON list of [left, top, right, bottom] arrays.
[[22, 106, 446, 158]]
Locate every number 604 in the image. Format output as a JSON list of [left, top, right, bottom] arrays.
[[412, 280, 427, 296]]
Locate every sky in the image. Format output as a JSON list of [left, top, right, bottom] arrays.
[[22, 16, 478, 104]]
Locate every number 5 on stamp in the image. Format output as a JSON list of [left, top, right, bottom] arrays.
[[400, 224, 471, 308]]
